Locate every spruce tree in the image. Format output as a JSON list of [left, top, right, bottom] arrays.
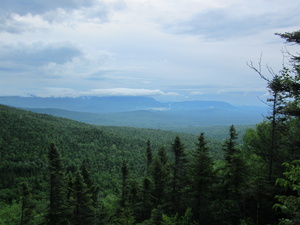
[[224, 125, 238, 163], [158, 146, 168, 166], [73, 171, 95, 225], [171, 136, 186, 215], [152, 157, 165, 207], [146, 140, 152, 176], [140, 177, 153, 221], [189, 133, 214, 223], [152, 146, 172, 212], [221, 126, 247, 225], [121, 160, 129, 207], [47, 143, 71, 225], [20, 182, 35, 225], [80, 162, 99, 208]]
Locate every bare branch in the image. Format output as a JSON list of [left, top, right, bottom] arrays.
[[247, 53, 271, 82]]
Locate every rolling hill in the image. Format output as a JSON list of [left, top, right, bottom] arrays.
[[0, 104, 224, 202], [0, 96, 267, 128]]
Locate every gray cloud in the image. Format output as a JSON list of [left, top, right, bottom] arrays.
[[0, 0, 125, 33], [1, 0, 96, 16], [0, 42, 82, 68], [87, 69, 120, 80], [164, 6, 300, 40]]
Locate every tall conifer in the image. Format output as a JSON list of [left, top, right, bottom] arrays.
[[146, 140, 152, 176], [73, 171, 95, 225], [189, 133, 214, 223], [20, 182, 35, 225], [221, 126, 247, 225], [171, 136, 186, 215], [47, 143, 71, 225]]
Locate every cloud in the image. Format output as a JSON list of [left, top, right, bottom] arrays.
[[0, 42, 82, 69], [82, 88, 179, 97], [0, 0, 125, 33], [163, 1, 300, 40], [35, 88, 179, 98], [1, 0, 95, 16]]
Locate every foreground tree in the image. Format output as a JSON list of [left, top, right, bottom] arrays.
[[171, 136, 187, 215], [20, 182, 35, 225], [188, 133, 214, 223], [217, 125, 248, 225], [121, 160, 129, 208], [274, 160, 300, 225], [146, 140, 152, 176], [47, 143, 71, 225], [73, 171, 95, 225]]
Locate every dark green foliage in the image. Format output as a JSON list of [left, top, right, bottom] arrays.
[[274, 160, 300, 224], [20, 182, 35, 225], [117, 205, 136, 225], [148, 205, 164, 225], [146, 140, 152, 176], [151, 157, 167, 208], [0, 201, 21, 225], [162, 207, 197, 225], [121, 160, 129, 208], [171, 136, 187, 215], [80, 162, 99, 208], [188, 133, 214, 223], [216, 125, 248, 225], [47, 143, 71, 225], [73, 171, 95, 225], [0, 104, 203, 201], [223, 125, 238, 163], [140, 177, 153, 220], [276, 30, 300, 44]]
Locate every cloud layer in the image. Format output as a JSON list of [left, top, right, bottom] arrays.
[[35, 88, 178, 98]]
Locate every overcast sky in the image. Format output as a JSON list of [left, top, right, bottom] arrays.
[[0, 0, 299, 105]]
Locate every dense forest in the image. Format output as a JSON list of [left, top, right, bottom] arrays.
[[1, 30, 300, 225]]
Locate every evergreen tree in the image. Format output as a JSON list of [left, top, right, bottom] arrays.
[[274, 160, 300, 224], [66, 172, 75, 207], [223, 126, 246, 195], [73, 170, 95, 225], [80, 162, 99, 208], [80, 162, 93, 190], [146, 140, 152, 176], [140, 177, 153, 221], [47, 143, 71, 225], [220, 126, 247, 225], [223, 125, 238, 163], [142, 205, 164, 225], [152, 157, 165, 207], [151, 146, 172, 212], [189, 133, 214, 223], [117, 206, 135, 225], [121, 160, 129, 208], [20, 182, 35, 225], [171, 136, 187, 215], [158, 146, 168, 166]]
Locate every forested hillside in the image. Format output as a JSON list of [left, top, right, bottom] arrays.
[[0, 103, 215, 193], [0, 102, 294, 225], [0, 104, 223, 224]]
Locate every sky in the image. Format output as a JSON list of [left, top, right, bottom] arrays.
[[0, 0, 299, 105]]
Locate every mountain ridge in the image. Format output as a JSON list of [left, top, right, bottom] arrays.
[[0, 96, 267, 127]]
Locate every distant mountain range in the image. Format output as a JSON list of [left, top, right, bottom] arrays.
[[0, 96, 268, 127]]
